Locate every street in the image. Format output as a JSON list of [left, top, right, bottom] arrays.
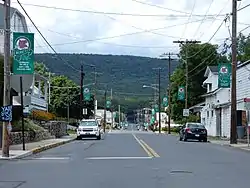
[[0, 125, 250, 188]]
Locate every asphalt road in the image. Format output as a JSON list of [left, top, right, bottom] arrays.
[[0, 127, 250, 188]]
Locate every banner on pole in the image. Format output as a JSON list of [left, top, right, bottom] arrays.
[[177, 86, 185, 101], [218, 63, 231, 88]]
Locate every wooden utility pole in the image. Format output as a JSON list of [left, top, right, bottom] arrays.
[[103, 89, 107, 133], [230, 0, 237, 144], [110, 88, 113, 131], [173, 40, 201, 109], [80, 65, 84, 119], [2, 0, 11, 157]]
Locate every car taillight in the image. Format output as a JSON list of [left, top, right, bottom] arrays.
[[185, 128, 192, 133]]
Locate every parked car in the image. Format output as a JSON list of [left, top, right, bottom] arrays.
[[179, 122, 207, 142]]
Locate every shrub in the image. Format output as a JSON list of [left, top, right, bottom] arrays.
[[31, 110, 56, 121], [12, 118, 44, 132]]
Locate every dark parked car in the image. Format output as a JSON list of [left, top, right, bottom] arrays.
[[179, 122, 207, 142]]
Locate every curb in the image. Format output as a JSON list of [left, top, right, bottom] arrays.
[[0, 138, 76, 160], [31, 138, 76, 154]]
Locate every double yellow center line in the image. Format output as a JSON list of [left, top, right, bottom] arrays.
[[133, 134, 160, 158]]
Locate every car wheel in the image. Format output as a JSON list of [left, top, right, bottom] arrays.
[[76, 136, 81, 140], [179, 136, 182, 141], [97, 135, 101, 140], [203, 138, 207, 142]]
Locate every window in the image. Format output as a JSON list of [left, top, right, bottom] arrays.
[[211, 110, 214, 117], [207, 111, 209, 117], [79, 121, 97, 126], [187, 123, 205, 129]]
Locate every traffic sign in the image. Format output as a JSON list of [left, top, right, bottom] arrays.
[[183, 109, 189, 117]]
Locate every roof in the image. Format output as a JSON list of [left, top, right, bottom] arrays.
[[0, 3, 28, 32], [189, 102, 205, 110], [204, 66, 218, 77], [201, 88, 221, 97]]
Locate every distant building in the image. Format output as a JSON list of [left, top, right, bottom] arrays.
[[0, 3, 28, 54]]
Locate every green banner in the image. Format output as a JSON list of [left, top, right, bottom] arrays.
[[13, 32, 34, 74], [177, 86, 185, 101], [162, 96, 168, 107], [151, 108, 155, 115], [83, 87, 91, 101], [218, 63, 231, 88], [154, 104, 159, 112], [106, 100, 111, 108]]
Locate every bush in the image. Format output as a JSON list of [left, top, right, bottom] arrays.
[[161, 126, 182, 133], [12, 118, 44, 132], [31, 110, 56, 121]]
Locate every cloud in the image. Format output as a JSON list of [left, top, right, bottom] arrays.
[[11, 0, 250, 57]]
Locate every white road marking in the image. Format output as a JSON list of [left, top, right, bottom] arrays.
[[85, 156, 153, 160], [32, 157, 70, 160]]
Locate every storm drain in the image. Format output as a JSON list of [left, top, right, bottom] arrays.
[[169, 170, 193, 174]]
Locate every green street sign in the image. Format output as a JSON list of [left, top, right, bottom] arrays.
[[163, 96, 168, 107], [83, 87, 91, 101], [218, 63, 231, 88], [106, 100, 111, 108], [177, 86, 185, 101], [13, 32, 34, 74]]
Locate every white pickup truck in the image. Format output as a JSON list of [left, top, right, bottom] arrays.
[[76, 119, 101, 140]]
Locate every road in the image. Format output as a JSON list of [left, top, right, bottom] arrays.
[[0, 124, 249, 188]]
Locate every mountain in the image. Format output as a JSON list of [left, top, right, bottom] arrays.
[[34, 53, 179, 99]]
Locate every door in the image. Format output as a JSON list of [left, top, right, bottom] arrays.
[[215, 108, 222, 136]]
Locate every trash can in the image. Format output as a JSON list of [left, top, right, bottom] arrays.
[[237, 126, 245, 139]]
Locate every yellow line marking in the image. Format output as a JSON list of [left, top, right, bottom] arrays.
[[139, 139, 160, 158], [133, 134, 154, 158]]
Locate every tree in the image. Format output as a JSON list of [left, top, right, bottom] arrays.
[[237, 33, 250, 62], [49, 75, 80, 118], [170, 43, 226, 122]]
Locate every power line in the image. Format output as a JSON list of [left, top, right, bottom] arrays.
[[181, 0, 197, 39], [16, 0, 81, 73], [12, 2, 226, 18], [31, 18, 218, 48], [237, 3, 250, 12], [193, 0, 215, 38]]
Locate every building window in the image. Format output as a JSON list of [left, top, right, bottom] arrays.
[[207, 111, 209, 117], [211, 110, 213, 117]]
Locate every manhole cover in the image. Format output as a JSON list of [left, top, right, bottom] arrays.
[[0, 181, 26, 188], [170, 170, 193, 174]]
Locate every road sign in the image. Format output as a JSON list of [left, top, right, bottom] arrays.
[[244, 98, 250, 110], [83, 108, 87, 115], [183, 109, 189, 117]]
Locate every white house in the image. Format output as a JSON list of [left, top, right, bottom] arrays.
[[0, 3, 28, 54], [200, 63, 250, 138], [13, 73, 49, 113], [95, 109, 115, 127]]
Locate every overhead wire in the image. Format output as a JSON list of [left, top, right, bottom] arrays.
[[193, 0, 214, 38], [16, 0, 81, 73], [12, 1, 226, 18], [180, 0, 197, 39]]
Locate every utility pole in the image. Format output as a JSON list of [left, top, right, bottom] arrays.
[[153, 67, 162, 133], [80, 65, 84, 120], [103, 89, 107, 133], [2, 0, 11, 157], [173, 40, 201, 109], [110, 88, 113, 131], [67, 87, 69, 134], [48, 72, 51, 106], [118, 105, 121, 129], [230, 0, 238, 144]]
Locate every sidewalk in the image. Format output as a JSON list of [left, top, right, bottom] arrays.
[[210, 140, 250, 151], [0, 135, 76, 160]]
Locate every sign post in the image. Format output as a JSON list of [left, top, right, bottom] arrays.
[[13, 32, 34, 151], [244, 98, 250, 147]]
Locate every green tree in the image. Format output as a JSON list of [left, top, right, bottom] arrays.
[[170, 43, 226, 122]]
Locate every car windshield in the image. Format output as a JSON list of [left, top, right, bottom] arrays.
[[79, 121, 96, 126], [187, 123, 205, 128]]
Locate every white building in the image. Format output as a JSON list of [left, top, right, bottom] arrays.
[[0, 3, 28, 54], [95, 109, 115, 127], [13, 73, 49, 113], [200, 63, 250, 138]]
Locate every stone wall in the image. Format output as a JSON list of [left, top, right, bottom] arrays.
[[10, 130, 54, 145], [41, 121, 67, 138]]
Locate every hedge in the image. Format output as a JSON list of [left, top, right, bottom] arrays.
[[31, 110, 56, 121]]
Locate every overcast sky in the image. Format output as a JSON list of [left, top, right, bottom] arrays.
[[11, 0, 250, 57]]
